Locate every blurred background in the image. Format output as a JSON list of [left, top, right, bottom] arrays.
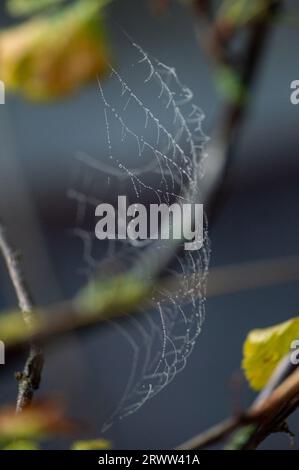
[[0, 0, 299, 450]]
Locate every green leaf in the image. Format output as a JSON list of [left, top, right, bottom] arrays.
[[71, 439, 111, 450], [242, 317, 299, 391]]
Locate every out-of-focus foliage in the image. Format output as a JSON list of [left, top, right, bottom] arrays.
[[3, 440, 41, 450], [242, 317, 299, 391], [0, 310, 42, 346], [215, 65, 247, 104], [0, 0, 111, 100], [217, 0, 272, 27], [77, 274, 150, 320], [0, 401, 111, 450], [71, 439, 111, 450], [0, 273, 151, 349], [0, 401, 76, 448], [179, 0, 274, 27], [6, 0, 67, 17]]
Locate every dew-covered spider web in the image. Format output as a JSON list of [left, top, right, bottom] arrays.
[[69, 40, 210, 432]]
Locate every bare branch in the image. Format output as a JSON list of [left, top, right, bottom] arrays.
[[178, 359, 299, 450], [177, 0, 296, 451], [0, 221, 44, 412]]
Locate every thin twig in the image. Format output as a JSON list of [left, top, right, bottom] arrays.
[[177, 0, 287, 451], [177, 417, 239, 450], [0, 221, 44, 412], [177, 358, 299, 450]]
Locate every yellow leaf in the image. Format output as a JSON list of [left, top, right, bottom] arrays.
[[242, 317, 299, 391], [71, 439, 111, 450], [0, 1, 111, 100]]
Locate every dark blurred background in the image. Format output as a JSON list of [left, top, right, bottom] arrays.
[[0, 0, 299, 449]]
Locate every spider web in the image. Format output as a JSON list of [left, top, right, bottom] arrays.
[[69, 41, 210, 431]]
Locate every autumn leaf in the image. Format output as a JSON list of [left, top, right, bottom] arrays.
[[0, 0, 111, 100], [242, 316, 299, 390]]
